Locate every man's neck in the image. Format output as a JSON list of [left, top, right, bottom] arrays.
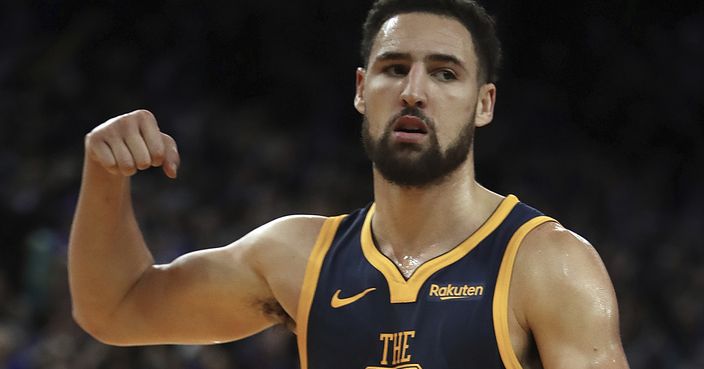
[[370, 163, 502, 263]]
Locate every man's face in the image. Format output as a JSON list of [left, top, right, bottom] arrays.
[[355, 12, 495, 187]]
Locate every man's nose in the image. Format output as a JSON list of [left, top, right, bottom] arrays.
[[399, 64, 428, 109]]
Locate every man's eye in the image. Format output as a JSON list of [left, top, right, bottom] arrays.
[[384, 65, 408, 77], [433, 69, 457, 81]]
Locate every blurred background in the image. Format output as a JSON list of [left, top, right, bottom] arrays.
[[1, 0, 703, 368]]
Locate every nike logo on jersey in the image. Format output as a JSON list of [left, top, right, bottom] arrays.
[[331, 287, 377, 308]]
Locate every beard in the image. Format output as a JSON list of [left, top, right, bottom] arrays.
[[361, 107, 476, 188]]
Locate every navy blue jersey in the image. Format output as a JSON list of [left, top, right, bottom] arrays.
[[296, 195, 556, 369]]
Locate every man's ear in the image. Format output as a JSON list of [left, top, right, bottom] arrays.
[[474, 83, 496, 127], [354, 67, 366, 114]]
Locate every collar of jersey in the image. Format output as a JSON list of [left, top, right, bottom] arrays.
[[360, 194, 519, 303]]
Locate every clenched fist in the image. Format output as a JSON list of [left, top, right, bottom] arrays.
[[85, 110, 180, 178]]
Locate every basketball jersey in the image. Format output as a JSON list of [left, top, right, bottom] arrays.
[[296, 195, 556, 369]]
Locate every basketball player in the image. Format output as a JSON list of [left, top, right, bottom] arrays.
[[69, 0, 630, 368]]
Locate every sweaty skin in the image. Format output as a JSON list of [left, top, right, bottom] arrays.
[[69, 12, 629, 369]]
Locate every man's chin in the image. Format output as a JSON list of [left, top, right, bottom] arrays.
[[374, 160, 446, 188], [390, 141, 426, 153]]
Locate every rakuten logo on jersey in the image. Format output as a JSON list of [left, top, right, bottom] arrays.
[[427, 283, 484, 301]]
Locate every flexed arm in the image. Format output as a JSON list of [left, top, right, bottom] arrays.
[[69, 109, 180, 335], [68, 110, 303, 345]]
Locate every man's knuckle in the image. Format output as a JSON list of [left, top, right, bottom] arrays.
[[86, 132, 110, 152], [160, 132, 173, 142], [136, 158, 151, 169], [133, 109, 150, 117], [116, 157, 133, 168], [151, 150, 165, 162], [133, 109, 156, 123], [119, 119, 141, 134], [84, 132, 97, 146]]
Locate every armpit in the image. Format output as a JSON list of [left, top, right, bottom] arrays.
[[259, 299, 296, 332]]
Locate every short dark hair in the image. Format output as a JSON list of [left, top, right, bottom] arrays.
[[361, 0, 502, 84]]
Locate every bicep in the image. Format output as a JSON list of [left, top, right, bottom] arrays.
[[531, 267, 626, 368], [516, 225, 629, 368], [99, 216, 295, 346], [111, 243, 275, 345]]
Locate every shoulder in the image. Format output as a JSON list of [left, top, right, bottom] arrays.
[[515, 221, 610, 289], [506, 222, 629, 366], [240, 214, 329, 256], [233, 214, 339, 276], [246, 214, 329, 246], [511, 221, 619, 332], [515, 221, 607, 277]]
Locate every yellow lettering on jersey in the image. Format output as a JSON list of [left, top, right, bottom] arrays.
[[379, 334, 393, 365], [428, 283, 484, 300], [376, 330, 416, 367]]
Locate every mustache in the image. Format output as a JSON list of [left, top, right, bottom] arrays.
[[387, 107, 436, 131]]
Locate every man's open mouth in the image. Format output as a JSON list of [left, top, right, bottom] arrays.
[[393, 115, 429, 134]]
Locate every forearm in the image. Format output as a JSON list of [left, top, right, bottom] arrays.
[[68, 156, 155, 331]]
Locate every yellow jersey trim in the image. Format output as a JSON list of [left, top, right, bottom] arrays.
[[492, 215, 556, 369], [361, 195, 520, 303], [296, 215, 346, 369]]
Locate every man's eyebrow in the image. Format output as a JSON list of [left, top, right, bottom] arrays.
[[375, 52, 412, 62], [425, 54, 467, 72], [374, 52, 467, 72]]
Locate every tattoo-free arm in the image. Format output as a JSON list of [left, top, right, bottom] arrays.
[[513, 223, 629, 368]]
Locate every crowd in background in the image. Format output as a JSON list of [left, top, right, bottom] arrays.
[[1, 1, 703, 368]]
